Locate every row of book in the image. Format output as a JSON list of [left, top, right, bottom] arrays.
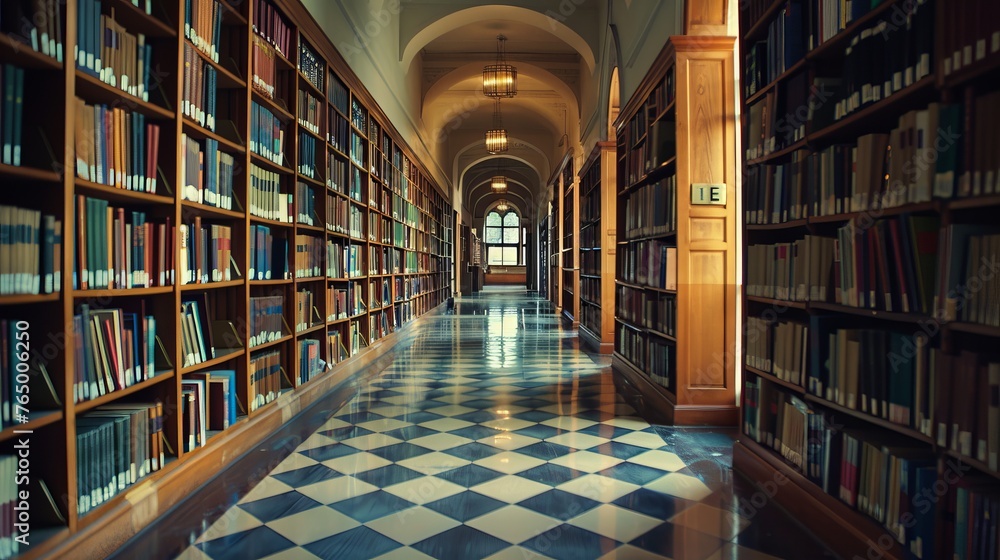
[[294, 234, 323, 278], [329, 112, 349, 156], [328, 73, 349, 116], [328, 156, 348, 194], [370, 214, 394, 245], [250, 164, 293, 222], [649, 339, 675, 391], [369, 246, 405, 276], [250, 101, 286, 166], [298, 40, 323, 92], [743, 3, 804, 99], [249, 224, 289, 281], [350, 99, 367, 136], [940, 0, 1000, 77], [326, 241, 365, 279], [0, 65, 25, 167], [183, 41, 219, 132], [836, 0, 933, 120], [185, 0, 226, 63], [249, 295, 283, 348], [252, 34, 278, 100], [580, 276, 600, 304], [581, 303, 601, 336], [742, 375, 1000, 559], [296, 182, 317, 226], [248, 349, 281, 412], [369, 278, 391, 309], [615, 285, 676, 336], [297, 90, 322, 136], [298, 132, 318, 179], [179, 221, 233, 285], [617, 323, 647, 375], [182, 135, 236, 210], [295, 288, 319, 332], [369, 309, 393, 341], [0, 206, 61, 295], [1, 0, 65, 62], [184, 369, 238, 432], [329, 282, 365, 320], [623, 176, 677, 239], [327, 196, 365, 239], [78, 0, 153, 101], [75, 198, 173, 290], [327, 330, 347, 366], [618, 240, 677, 291], [73, 305, 157, 403], [349, 131, 365, 169], [252, 0, 291, 58], [75, 402, 166, 515], [180, 295, 215, 368], [74, 98, 162, 193], [298, 338, 323, 384], [746, 317, 808, 388]]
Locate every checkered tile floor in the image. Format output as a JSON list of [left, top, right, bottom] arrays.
[[175, 291, 835, 560]]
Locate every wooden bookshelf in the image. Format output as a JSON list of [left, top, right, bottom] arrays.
[[0, 0, 453, 557], [611, 33, 739, 426], [557, 154, 578, 327], [736, 1, 1000, 559], [578, 142, 617, 353]]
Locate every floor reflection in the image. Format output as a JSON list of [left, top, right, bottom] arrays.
[[115, 287, 838, 560]]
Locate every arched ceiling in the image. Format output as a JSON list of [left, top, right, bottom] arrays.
[[405, 2, 591, 218]]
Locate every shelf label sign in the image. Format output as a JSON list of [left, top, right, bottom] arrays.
[[691, 183, 727, 206]]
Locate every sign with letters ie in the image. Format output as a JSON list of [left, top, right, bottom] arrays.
[[691, 183, 727, 206]]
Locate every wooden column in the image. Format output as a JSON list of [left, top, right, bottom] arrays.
[[673, 36, 739, 425]]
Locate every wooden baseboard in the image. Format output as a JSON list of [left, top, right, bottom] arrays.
[[611, 353, 737, 426], [732, 440, 905, 560], [579, 324, 613, 354], [561, 310, 579, 328], [44, 303, 448, 560]]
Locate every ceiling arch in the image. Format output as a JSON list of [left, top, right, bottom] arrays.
[[452, 136, 551, 189], [400, 5, 596, 72], [423, 61, 580, 115]]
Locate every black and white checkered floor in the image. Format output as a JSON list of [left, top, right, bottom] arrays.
[[169, 289, 837, 560]]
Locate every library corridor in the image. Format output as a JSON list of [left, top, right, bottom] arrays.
[[114, 289, 836, 560]]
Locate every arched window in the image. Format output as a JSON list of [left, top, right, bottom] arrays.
[[485, 208, 521, 265]]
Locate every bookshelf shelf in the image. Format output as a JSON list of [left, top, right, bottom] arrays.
[[75, 70, 176, 120], [0, 163, 62, 182], [0, 410, 63, 442], [0, 293, 62, 305], [180, 279, 244, 291], [179, 349, 245, 375], [805, 0, 904, 62], [187, 41, 247, 89], [747, 138, 808, 166], [180, 199, 246, 220], [738, 2, 1000, 558], [808, 302, 931, 324], [75, 179, 175, 205], [106, 0, 179, 37], [182, 117, 247, 153], [251, 89, 294, 122], [746, 219, 808, 231], [250, 151, 295, 175], [807, 75, 938, 144], [75, 370, 176, 413], [0, 37, 64, 69], [73, 286, 174, 298], [745, 366, 804, 394], [746, 57, 808, 106]]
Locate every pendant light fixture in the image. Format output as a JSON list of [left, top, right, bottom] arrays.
[[490, 158, 508, 194], [496, 199, 510, 214], [485, 99, 508, 154], [483, 35, 517, 98]]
